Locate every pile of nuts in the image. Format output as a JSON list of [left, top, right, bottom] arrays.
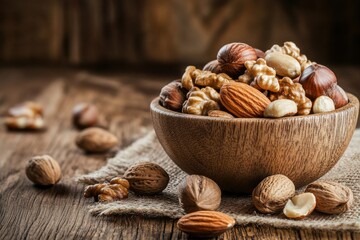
[[177, 174, 235, 238], [175, 173, 354, 237], [84, 162, 170, 201], [252, 174, 353, 219], [22, 102, 120, 188], [83, 162, 169, 202], [159, 41, 349, 118]]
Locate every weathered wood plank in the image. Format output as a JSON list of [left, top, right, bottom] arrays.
[[0, 67, 359, 239]]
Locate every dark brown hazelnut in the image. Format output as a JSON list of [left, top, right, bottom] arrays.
[[217, 42, 257, 78], [178, 175, 221, 213], [327, 85, 349, 109], [299, 64, 337, 100], [203, 60, 223, 74], [299, 64, 348, 108], [159, 80, 186, 111], [254, 48, 265, 59], [72, 103, 100, 129]]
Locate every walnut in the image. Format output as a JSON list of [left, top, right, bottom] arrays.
[[238, 58, 280, 92], [182, 87, 220, 115], [26, 155, 62, 186], [181, 66, 196, 90], [5, 101, 45, 130], [181, 66, 233, 91], [237, 70, 253, 84], [195, 72, 233, 90], [123, 162, 169, 195], [266, 42, 315, 71], [269, 77, 312, 115], [84, 177, 130, 202]]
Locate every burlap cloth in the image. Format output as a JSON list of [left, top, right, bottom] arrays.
[[78, 129, 360, 231]]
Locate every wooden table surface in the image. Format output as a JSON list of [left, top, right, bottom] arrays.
[[0, 66, 359, 240]]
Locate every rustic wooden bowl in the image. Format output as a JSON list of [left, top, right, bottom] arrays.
[[150, 94, 359, 194]]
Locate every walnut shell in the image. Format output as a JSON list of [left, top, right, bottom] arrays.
[[76, 127, 118, 153], [217, 42, 257, 78], [26, 155, 62, 186], [178, 175, 221, 213], [252, 174, 295, 214], [305, 181, 353, 214], [123, 162, 169, 195]]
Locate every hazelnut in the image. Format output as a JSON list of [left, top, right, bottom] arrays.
[[252, 174, 295, 214], [312, 96, 335, 114], [254, 48, 265, 59], [123, 162, 169, 195], [202, 60, 223, 74], [178, 175, 221, 213], [283, 192, 316, 219], [305, 181, 353, 214], [26, 155, 62, 186], [327, 85, 349, 109], [299, 64, 348, 108], [159, 80, 187, 111], [76, 127, 118, 152], [217, 42, 257, 78], [72, 103, 103, 129]]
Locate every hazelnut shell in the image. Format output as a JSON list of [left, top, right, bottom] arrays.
[[217, 42, 257, 78]]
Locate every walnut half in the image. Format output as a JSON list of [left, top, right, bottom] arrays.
[[182, 87, 220, 115]]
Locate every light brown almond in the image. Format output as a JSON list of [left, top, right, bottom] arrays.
[[177, 211, 235, 238], [207, 110, 234, 119], [76, 127, 118, 152], [220, 82, 270, 118]]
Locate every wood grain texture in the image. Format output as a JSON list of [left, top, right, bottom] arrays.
[[0, 67, 359, 239], [0, 0, 359, 64]]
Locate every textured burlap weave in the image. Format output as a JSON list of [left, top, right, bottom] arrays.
[[78, 129, 360, 231]]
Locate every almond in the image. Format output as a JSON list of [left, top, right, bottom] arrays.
[[76, 127, 118, 153], [177, 211, 235, 238], [220, 82, 270, 118], [207, 110, 234, 119]]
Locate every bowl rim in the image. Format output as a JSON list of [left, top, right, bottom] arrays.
[[150, 93, 359, 122]]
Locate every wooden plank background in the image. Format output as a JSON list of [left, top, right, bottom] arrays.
[[0, 0, 359, 65]]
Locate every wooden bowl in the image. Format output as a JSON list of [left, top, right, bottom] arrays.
[[150, 94, 359, 193]]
